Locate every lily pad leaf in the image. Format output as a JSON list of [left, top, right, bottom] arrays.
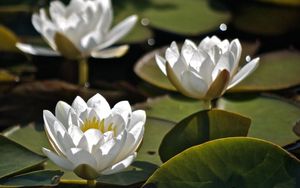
[[232, 1, 300, 35], [217, 94, 300, 146], [0, 170, 63, 187], [159, 109, 251, 162], [135, 95, 205, 122], [0, 135, 46, 179], [142, 0, 231, 35], [231, 50, 300, 92], [144, 137, 300, 188]]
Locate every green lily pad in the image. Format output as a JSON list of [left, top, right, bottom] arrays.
[[258, 0, 300, 7], [231, 50, 300, 92], [144, 137, 300, 188], [135, 95, 205, 122], [0, 170, 63, 187], [217, 95, 300, 146], [134, 41, 260, 91], [159, 109, 251, 162], [134, 47, 175, 91], [0, 135, 45, 179], [142, 0, 230, 35], [4, 117, 175, 186], [4, 123, 50, 155], [232, 1, 300, 35]]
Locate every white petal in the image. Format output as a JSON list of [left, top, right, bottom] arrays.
[[181, 70, 208, 99], [66, 148, 97, 168], [87, 93, 111, 119], [212, 51, 235, 80], [227, 58, 260, 89], [68, 125, 84, 146], [171, 56, 188, 80], [115, 122, 144, 162], [181, 39, 197, 63], [229, 39, 242, 73], [95, 15, 138, 50], [128, 110, 146, 131], [101, 153, 137, 175], [55, 101, 71, 128], [91, 45, 128, 58], [98, 0, 113, 32], [43, 110, 64, 154], [170, 41, 179, 56], [72, 96, 87, 115], [16, 43, 60, 56], [49, 1, 66, 17], [68, 109, 83, 128], [43, 148, 74, 170], [104, 114, 125, 136], [112, 101, 131, 124], [166, 61, 191, 97], [96, 131, 127, 171], [56, 129, 75, 153], [198, 56, 215, 85], [165, 42, 180, 66], [83, 129, 102, 152], [155, 54, 167, 75]]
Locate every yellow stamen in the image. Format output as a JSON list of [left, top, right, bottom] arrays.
[[81, 117, 116, 135]]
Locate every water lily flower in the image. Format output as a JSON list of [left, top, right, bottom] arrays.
[[155, 36, 259, 100], [16, 0, 137, 59], [43, 94, 146, 179]]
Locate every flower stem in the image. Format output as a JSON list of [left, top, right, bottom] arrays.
[[78, 58, 89, 87], [203, 100, 212, 110]]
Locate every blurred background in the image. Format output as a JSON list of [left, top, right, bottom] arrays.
[[0, 0, 299, 128]]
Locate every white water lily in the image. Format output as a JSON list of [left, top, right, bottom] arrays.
[[43, 94, 146, 179], [17, 0, 137, 59], [155, 36, 260, 100]]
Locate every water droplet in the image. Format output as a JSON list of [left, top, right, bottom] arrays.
[[246, 55, 251, 62], [141, 18, 150, 26], [219, 23, 227, 31], [147, 38, 155, 46]]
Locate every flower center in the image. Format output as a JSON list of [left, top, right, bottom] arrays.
[[81, 117, 116, 135]]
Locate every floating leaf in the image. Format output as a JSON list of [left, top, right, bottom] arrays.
[[134, 47, 175, 91], [135, 95, 205, 122], [144, 137, 300, 188], [231, 50, 300, 92], [142, 0, 230, 35], [159, 109, 251, 162], [0, 170, 63, 187], [293, 119, 300, 136], [258, 0, 300, 7], [4, 123, 50, 155], [0, 135, 45, 179], [218, 95, 300, 146], [134, 41, 260, 91], [231, 1, 300, 35]]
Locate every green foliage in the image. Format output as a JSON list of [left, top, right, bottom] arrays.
[[218, 95, 300, 146], [231, 50, 300, 91], [0, 135, 45, 180], [159, 109, 251, 162], [145, 137, 300, 188]]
